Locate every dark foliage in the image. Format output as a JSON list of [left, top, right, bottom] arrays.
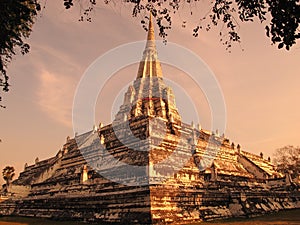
[[2, 166, 15, 187], [63, 0, 299, 51], [266, 0, 300, 50], [0, 0, 41, 107], [273, 145, 300, 180]]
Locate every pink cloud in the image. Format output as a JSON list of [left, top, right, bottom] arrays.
[[37, 70, 75, 127]]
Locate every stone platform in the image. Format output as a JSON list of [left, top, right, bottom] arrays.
[[1, 13, 299, 225]]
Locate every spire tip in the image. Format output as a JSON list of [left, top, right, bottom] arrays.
[[147, 12, 155, 41]]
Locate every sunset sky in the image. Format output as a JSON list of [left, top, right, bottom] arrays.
[[0, 1, 299, 184]]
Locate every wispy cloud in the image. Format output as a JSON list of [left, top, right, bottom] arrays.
[[37, 70, 75, 127], [30, 37, 84, 128]]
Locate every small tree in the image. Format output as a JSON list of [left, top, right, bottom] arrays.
[[273, 145, 300, 180], [2, 166, 15, 189]]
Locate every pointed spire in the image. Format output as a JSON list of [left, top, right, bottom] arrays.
[[136, 12, 163, 78], [145, 12, 156, 50], [147, 13, 155, 41], [113, 12, 182, 125]]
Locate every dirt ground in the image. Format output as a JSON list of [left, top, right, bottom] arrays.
[[0, 209, 299, 225], [189, 209, 300, 225]]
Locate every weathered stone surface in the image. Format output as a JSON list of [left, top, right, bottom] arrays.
[[0, 13, 299, 225]]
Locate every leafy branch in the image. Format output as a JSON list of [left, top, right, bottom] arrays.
[[0, 0, 41, 107]]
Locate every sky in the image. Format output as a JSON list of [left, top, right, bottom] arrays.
[[0, 1, 299, 184]]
